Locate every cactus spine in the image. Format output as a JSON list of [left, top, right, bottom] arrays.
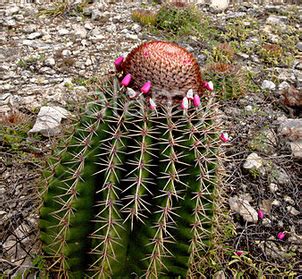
[[40, 42, 222, 278]]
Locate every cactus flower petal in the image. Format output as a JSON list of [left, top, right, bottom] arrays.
[[181, 97, 189, 110], [220, 132, 229, 143], [121, 74, 132, 87], [204, 81, 214, 91], [258, 209, 264, 220], [141, 81, 152, 94], [277, 232, 285, 240], [126, 87, 137, 99], [186, 89, 194, 100], [114, 56, 124, 71], [149, 98, 157, 110], [193, 94, 201, 107]]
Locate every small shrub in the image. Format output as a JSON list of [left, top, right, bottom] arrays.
[[17, 54, 45, 70], [155, 4, 203, 36], [131, 9, 157, 26]]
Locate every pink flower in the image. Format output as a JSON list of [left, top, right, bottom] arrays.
[[114, 56, 124, 71], [258, 209, 264, 220], [220, 132, 229, 143], [121, 74, 132, 87], [193, 94, 201, 107], [186, 89, 194, 100], [149, 98, 156, 110], [141, 81, 152, 94], [204, 81, 214, 91], [277, 232, 285, 240], [181, 97, 189, 110], [235, 251, 244, 256]]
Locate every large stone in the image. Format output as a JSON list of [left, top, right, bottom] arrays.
[[210, 0, 229, 11], [29, 106, 70, 137], [27, 32, 43, 40], [229, 196, 258, 223], [266, 15, 288, 25], [279, 119, 302, 141], [5, 5, 20, 16], [289, 141, 302, 158], [296, 42, 302, 52], [261, 80, 276, 90], [243, 153, 263, 170]]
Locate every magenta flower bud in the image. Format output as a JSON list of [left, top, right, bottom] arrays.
[[141, 81, 152, 94], [193, 94, 201, 107], [277, 231, 285, 240], [186, 89, 194, 100], [204, 81, 214, 91], [149, 98, 156, 110], [220, 132, 229, 143], [258, 209, 264, 220], [114, 56, 124, 71], [181, 97, 189, 110], [235, 251, 244, 256], [121, 74, 132, 87]]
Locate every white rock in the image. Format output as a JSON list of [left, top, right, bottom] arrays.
[[284, 195, 295, 205], [84, 22, 94, 30], [210, 0, 229, 11], [266, 15, 288, 25], [106, 25, 117, 33], [27, 32, 42, 40], [29, 106, 70, 137], [290, 141, 302, 158], [58, 28, 70, 36], [258, 236, 287, 259], [245, 105, 253, 112], [45, 57, 55, 66], [279, 119, 302, 141], [297, 42, 302, 52], [243, 152, 263, 170], [269, 183, 278, 193], [272, 200, 281, 206], [0, 210, 6, 219], [278, 81, 290, 91], [91, 9, 102, 21], [23, 25, 36, 34], [229, 196, 258, 223], [261, 80, 276, 90], [4, 19, 16, 27], [90, 34, 105, 42], [238, 52, 249, 59], [73, 25, 87, 39], [62, 49, 72, 57], [287, 206, 300, 216], [5, 5, 20, 16], [85, 58, 92, 66], [132, 23, 142, 33], [126, 34, 139, 40]]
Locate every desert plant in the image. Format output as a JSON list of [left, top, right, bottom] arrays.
[[155, 4, 203, 37], [39, 41, 222, 278], [131, 9, 157, 26], [258, 43, 283, 66], [211, 43, 235, 64], [203, 63, 247, 100]]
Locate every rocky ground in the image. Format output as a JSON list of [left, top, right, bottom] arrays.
[[0, 1, 301, 277]]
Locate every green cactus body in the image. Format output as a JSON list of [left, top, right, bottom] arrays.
[[40, 42, 221, 278]]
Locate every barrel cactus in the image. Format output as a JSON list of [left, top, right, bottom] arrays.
[[39, 41, 223, 278]]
